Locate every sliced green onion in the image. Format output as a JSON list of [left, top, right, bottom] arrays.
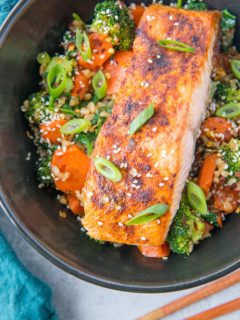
[[60, 108, 77, 116], [65, 78, 74, 93], [92, 71, 107, 99], [37, 52, 51, 65], [60, 119, 91, 135], [177, 0, 183, 8], [187, 181, 208, 215], [73, 13, 82, 21], [129, 103, 154, 135], [230, 60, 240, 79], [47, 64, 67, 98], [221, 9, 236, 31], [125, 204, 169, 226], [94, 157, 122, 182], [76, 30, 92, 61], [158, 39, 195, 53], [215, 103, 240, 119]]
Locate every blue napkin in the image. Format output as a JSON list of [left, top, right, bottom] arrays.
[[0, 1, 57, 319], [0, 0, 19, 24], [0, 233, 57, 320]]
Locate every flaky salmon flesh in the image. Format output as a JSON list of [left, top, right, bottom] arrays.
[[82, 4, 220, 246]]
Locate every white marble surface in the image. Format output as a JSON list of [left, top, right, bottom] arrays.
[[0, 212, 239, 320]]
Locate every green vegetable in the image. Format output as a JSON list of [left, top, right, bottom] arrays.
[[231, 60, 240, 80], [91, 0, 135, 50], [168, 203, 205, 255], [25, 92, 51, 123], [47, 64, 67, 108], [65, 78, 74, 93], [221, 9, 236, 31], [92, 71, 107, 99], [215, 103, 240, 119], [75, 132, 96, 155], [60, 119, 91, 135], [72, 13, 85, 30], [185, 0, 208, 11], [158, 40, 195, 53], [203, 212, 220, 228], [94, 157, 122, 182], [177, 0, 183, 8], [129, 103, 155, 135], [37, 52, 50, 65], [187, 181, 208, 215], [210, 81, 219, 99], [214, 82, 240, 103], [46, 56, 75, 74], [125, 204, 169, 226], [76, 30, 92, 61], [37, 154, 53, 187], [219, 139, 240, 181]]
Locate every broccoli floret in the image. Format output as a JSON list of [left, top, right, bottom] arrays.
[[214, 82, 240, 103], [168, 203, 205, 255], [219, 139, 240, 181], [24, 92, 52, 124], [185, 0, 208, 11], [37, 154, 53, 187], [91, 0, 135, 50]]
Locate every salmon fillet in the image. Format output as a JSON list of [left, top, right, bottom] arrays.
[[82, 5, 220, 246]]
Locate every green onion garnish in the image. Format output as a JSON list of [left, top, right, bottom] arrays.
[[76, 30, 92, 61], [125, 204, 169, 226], [60, 119, 91, 135], [37, 51, 50, 65], [177, 0, 183, 8], [47, 64, 67, 108], [215, 103, 240, 119], [94, 157, 122, 182], [158, 39, 195, 53], [92, 71, 107, 99], [129, 103, 154, 135], [230, 59, 240, 80], [187, 181, 208, 215]]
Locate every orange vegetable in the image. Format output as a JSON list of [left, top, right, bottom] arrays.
[[78, 33, 114, 70], [138, 243, 170, 258], [198, 154, 218, 195], [71, 72, 91, 99], [103, 51, 133, 94], [40, 119, 67, 144], [217, 213, 223, 228], [66, 192, 84, 215], [213, 186, 239, 214], [201, 117, 232, 142], [51, 145, 90, 192], [129, 5, 145, 27]]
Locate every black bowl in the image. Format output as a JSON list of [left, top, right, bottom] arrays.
[[0, 0, 239, 293]]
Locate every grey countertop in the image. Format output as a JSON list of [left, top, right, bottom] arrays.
[[0, 212, 239, 320]]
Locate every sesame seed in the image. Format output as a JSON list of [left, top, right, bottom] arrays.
[[154, 163, 158, 168], [140, 236, 147, 241], [157, 219, 161, 224], [116, 206, 122, 211], [147, 153, 152, 157], [118, 222, 124, 227], [163, 177, 169, 181], [98, 221, 103, 226], [127, 193, 132, 197], [152, 127, 157, 132], [146, 172, 153, 178], [159, 183, 165, 187], [128, 214, 133, 218], [148, 59, 153, 63], [169, 15, 173, 20]]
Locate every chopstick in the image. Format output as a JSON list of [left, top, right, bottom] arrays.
[[137, 270, 240, 320], [186, 298, 240, 320]]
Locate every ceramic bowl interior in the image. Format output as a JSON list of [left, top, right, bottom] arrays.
[[0, 0, 239, 292]]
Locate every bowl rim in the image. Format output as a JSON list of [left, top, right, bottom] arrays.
[[0, 0, 240, 293]]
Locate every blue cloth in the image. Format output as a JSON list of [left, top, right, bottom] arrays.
[[0, 0, 19, 25], [0, 233, 57, 320], [0, 2, 57, 319]]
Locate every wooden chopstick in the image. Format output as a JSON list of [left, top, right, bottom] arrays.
[[137, 270, 240, 320], [186, 298, 240, 320]]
